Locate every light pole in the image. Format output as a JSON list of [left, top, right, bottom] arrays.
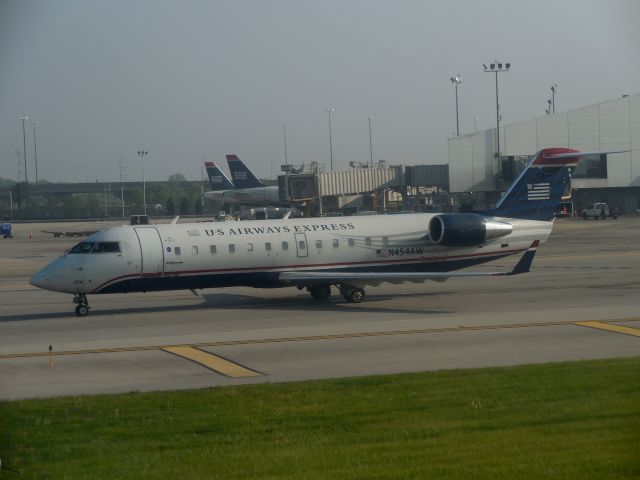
[[366, 115, 374, 165], [483, 60, 510, 160], [20, 116, 29, 183], [450, 74, 462, 136], [473, 116, 478, 134], [16, 150, 23, 182], [32, 121, 39, 183], [119, 155, 125, 220], [137, 150, 148, 215], [550, 84, 557, 114], [281, 124, 288, 166], [325, 108, 335, 171]]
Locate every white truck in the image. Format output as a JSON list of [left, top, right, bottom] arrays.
[[581, 203, 617, 220]]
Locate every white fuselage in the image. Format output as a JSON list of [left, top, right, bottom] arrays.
[[204, 186, 281, 205], [30, 214, 553, 295]]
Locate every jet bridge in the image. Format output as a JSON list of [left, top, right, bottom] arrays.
[[280, 164, 404, 202]]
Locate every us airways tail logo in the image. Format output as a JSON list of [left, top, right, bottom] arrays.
[[527, 183, 550, 200]]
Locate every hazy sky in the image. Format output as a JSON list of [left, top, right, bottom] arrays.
[[1, 0, 639, 183]]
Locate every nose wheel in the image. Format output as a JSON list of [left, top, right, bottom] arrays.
[[73, 293, 91, 317]]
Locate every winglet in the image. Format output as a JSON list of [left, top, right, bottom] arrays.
[[508, 240, 540, 275]]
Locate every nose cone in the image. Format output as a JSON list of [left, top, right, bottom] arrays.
[[30, 257, 66, 292]]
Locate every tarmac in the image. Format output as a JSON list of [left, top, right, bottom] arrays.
[[1, 217, 639, 400]]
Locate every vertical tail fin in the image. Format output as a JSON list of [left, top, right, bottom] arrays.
[[487, 148, 581, 220], [204, 161, 234, 191], [226, 155, 265, 189]]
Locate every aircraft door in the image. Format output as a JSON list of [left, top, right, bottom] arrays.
[[134, 227, 164, 274], [294, 232, 308, 257]]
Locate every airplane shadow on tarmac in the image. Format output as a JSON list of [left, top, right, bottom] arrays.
[[0, 291, 454, 322]]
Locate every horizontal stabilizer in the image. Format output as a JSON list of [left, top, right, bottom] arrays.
[[546, 150, 630, 159]]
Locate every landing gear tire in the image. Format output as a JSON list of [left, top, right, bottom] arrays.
[[342, 287, 366, 303], [583, 213, 588, 220], [308, 284, 332, 300], [73, 293, 90, 316]]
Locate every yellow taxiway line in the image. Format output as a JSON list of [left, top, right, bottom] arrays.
[[162, 346, 261, 378], [2, 317, 639, 361], [575, 321, 640, 338]]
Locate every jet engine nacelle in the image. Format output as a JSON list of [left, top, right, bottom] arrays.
[[428, 213, 513, 247]]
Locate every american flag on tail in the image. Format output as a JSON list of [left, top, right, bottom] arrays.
[[527, 183, 550, 200]]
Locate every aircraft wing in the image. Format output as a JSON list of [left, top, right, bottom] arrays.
[[279, 241, 539, 286]]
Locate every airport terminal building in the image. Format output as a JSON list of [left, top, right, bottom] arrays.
[[448, 93, 640, 214]]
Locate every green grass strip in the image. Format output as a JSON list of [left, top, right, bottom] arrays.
[[1, 357, 639, 479]]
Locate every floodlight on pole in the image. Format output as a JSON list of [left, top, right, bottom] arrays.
[[550, 84, 557, 114], [483, 60, 511, 160], [325, 108, 335, 171], [450, 74, 462, 136]]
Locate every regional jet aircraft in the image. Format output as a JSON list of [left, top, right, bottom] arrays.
[[31, 148, 593, 316], [204, 155, 281, 205]]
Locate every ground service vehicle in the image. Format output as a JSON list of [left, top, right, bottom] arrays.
[[582, 203, 617, 220]]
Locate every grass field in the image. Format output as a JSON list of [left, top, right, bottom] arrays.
[[1, 357, 639, 479]]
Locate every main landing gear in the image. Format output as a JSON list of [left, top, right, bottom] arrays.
[[306, 284, 366, 303], [73, 293, 91, 317], [308, 284, 332, 300], [340, 285, 366, 303]]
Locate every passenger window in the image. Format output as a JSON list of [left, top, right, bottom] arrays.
[[348, 238, 355, 247], [316, 240, 322, 249], [229, 244, 235, 253], [210, 245, 217, 254], [175, 246, 181, 256], [382, 237, 389, 246], [247, 243, 254, 252], [333, 239, 339, 248], [282, 241, 289, 251], [265, 242, 272, 251], [298, 241, 306, 250], [365, 237, 372, 246], [192, 246, 199, 255]]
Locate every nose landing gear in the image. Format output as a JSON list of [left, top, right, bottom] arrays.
[[73, 293, 91, 316]]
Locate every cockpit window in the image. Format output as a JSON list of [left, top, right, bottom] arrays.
[[69, 242, 95, 254], [68, 241, 120, 254], [92, 242, 121, 253]]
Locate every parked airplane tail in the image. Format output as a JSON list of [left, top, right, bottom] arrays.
[[226, 155, 265, 189], [204, 161, 234, 191], [486, 147, 582, 221]]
